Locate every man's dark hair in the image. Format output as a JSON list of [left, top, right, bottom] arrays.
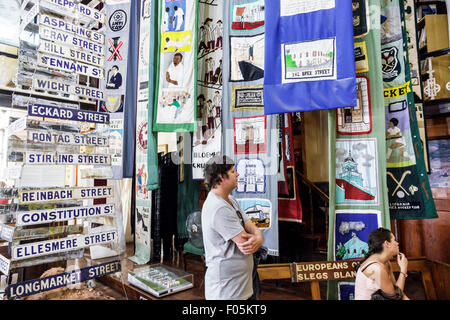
[[174, 53, 183, 60], [390, 118, 399, 126], [112, 65, 119, 70], [204, 155, 235, 192]]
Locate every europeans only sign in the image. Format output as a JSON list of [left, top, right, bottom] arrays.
[[16, 204, 114, 226], [28, 104, 109, 124], [19, 186, 113, 204], [292, 260, 359, 282], [12, 230, 117, 261], [6, 260, 121, 299]]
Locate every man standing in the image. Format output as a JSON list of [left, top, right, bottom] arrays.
[[174, 5, 185, 31], [202, 155, 264, 300], [166, 53, 184, 88], [106, 65, 122, 89], [162, 7, 170, 32]]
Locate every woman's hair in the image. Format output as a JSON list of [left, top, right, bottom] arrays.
[[354, 227, 392, 272], [203, 155, 235, 192]]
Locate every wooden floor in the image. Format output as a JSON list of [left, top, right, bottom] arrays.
[[97, 244, 427, 300]]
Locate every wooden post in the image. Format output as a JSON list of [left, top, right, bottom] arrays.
[[310, 281, 321, 300]]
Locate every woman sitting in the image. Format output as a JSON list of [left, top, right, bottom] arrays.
[[354, 227, 410, 300]]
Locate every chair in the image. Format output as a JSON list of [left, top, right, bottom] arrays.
[[181, 211, 206, 273]]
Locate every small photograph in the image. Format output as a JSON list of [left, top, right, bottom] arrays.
[[237, 198, 272, 229], [334, 210, 382, 261], [234, 115, 267, 154], [99, 94, 124, 113], [337, 76, 372, 135], [231, 0, 265, 31], [230, 34, 264, 82], [162, 52, 186, 89], [162, 0, 186, 32]]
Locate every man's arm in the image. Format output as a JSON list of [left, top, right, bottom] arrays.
[[231, 220, 263, 255]]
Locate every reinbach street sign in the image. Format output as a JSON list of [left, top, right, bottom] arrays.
[[39, 40, 105, 67], [292, 260, 359, 282], [19, 186, 113, 204], [6, 260, 120, 299], [28, 104, 109, 124], [40, 0, 106, 24], [15, 203, 115, 226], [39, 26, 105, 56], [39, 14, 105, 44], [32, 78, 105, 101], [38, 53, 104, 79], [27, 130, 109, 147], [25, 152, 111, 165], [12, 229, 117, 260]]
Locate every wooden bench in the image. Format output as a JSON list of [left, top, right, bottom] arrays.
[[257, 257, 445, 300]]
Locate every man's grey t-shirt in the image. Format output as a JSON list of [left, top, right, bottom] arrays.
[[201, 191, 253, 300]]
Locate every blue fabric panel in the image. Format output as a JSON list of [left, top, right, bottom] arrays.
[[264, 0, 357, 113]]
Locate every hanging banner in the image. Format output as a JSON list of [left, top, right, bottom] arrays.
[[327, 0, 391, 300], [278, 113, 302, 223], [12, 230, 117, 261], [16, 204, 115, 226], [382, 0, 436, 219], [153, 0, 198, 132], [222, 0, 279, 256], [129, 0, 154, 265], [19, 186, 113, 204], [192, 0, 223, 179], [264, 0, 357, 114], [28, 104, 109, 124], [6, 260, 120, 300]]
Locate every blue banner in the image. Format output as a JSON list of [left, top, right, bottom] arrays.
[[264, 0, 356, 113]]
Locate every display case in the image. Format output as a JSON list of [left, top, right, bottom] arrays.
[[127, 264, 194, 297]]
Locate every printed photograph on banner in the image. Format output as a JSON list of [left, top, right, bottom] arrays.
[[231, 85, 264, 112], [135, 205, 151, 247], [157, 89, 193, 124], [335, 139, 379, 205], [136, 161, 149, 198], [381, 40, 405, 85], [194, 90, 221, 146], [234, 115, 267, 154], [230, 34, 264, 82], [380, 2, 402, 45], [387, 166, 423, 211], [99, 94, 124, 113], [236, 158, 265, 193], [334, 210, 382, 261], [282, 37, 336, 83], [109, 118, 123, 166], [352, 0, 369, 38], [237, 198, 272, 229], [428, 139, 450, 188], [161, 31, 192, 53], [198, 16, 223, 58], [162, 52, 187, 89], [278, 167, 297, 199], [231, 0, 265, 31], [354, 42, 369, 73], [337, 76, 372, 135], [338, 282, 356, 300], [385, 101, 416, 168], [280, 0, 335, 17], [162, 0, 186, 32], [105, 65, 124, 91]]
